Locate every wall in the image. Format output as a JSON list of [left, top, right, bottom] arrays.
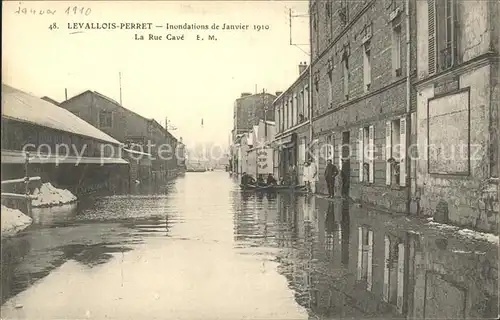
[[414, 0, 499, 232], [60, 92, 179, 180], [416, 64, 498, 232], [310, 0, 416, 213], [60, 91, 148, 143], [234, 93, 276, 135], [274, 68, 310, 134]]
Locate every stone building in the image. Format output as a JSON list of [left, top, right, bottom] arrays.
[[309, 0, 417, 213], [59, 90, 179, 182], [414, 0, 499, 232], [273, 63, 311, 183]]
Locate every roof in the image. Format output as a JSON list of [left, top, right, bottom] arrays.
[[235, 92, 277, 101], [62, 90, 177, 143], [2, 84, 121, 145], [1, 150, 128, 165], [41, 96, 60, 106]]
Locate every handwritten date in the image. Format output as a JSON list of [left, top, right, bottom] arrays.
[[14, 3, 92, 16]]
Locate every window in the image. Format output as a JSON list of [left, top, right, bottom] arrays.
[[428, 0, 459, 73], [281, 102, 285, 132], [392, 24, 402, 77], [440, 0, 456, 69], [339, 0, 348, 25], [326, 0, 333, 40], [328, 71, 333, 107], [358, 126, 374, 183], [385, 118, 406, 186], [326, 134, 334, 162], [275, 105, 280, 133], [342, 53, 349, 100], [293, 94, 298, 125], [304, 86, 309, 120], [357, 227, 374, 291], [363, 44, 371, 92], [383, 235, 406, 313], [299, 90, 304, 122], [99, 110, 112, 128], [286, 100, 289, 129]]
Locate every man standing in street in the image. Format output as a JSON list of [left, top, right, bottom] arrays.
[[309, 159, 318, 194], [324, 159, 339, 198], [303, 161, 310, 191]]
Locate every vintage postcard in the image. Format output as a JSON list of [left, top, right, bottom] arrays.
[[1, 0, 498, 319]]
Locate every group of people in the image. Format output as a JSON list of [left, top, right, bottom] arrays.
[[241, 172, 278, 187], [240, 159, 340, 197]]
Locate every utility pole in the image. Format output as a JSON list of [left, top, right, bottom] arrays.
[[119, 72, 123, 105], [262, 89, 268, 140]]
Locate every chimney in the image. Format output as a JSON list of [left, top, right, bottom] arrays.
[[165, 117, 168, 131], [241, 92, 252, 98], [299, 62, 308, 75], [275, 91, 283, 96]]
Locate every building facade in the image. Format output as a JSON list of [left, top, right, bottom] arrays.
[[59, 90, 179, 182], [246, 120, 276, 178], [309, 0, 417, 213], [273, 63, 311, 183], [414, 0, 499, 232], [231, 92, 277, 143]]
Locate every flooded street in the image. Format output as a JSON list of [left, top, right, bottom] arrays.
[[1, 172, 498, 319]]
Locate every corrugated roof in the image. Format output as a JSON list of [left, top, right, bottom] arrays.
[[1, 84, 121, 145]]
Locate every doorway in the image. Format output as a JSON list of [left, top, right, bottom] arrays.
[[341, 131, 350, 197]]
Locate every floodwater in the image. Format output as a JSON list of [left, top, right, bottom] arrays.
[[1, 171, 498, 319]]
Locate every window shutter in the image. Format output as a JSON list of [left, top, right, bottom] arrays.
[[397, 243, 405, 313], [358, 128, 364, 182], [368, 125, 374, 183], [367, 230, 374, 291], [452, 0, 459, 65], [383, 236, 390, 302], [357, 227, 363, 280], [386, 121, 392, 185], [399, 117, 406, 186], [363, 48, 370, 89], [338, 141, 343, 171], [330, 135, 335, 162], [428, 0, 436, 74], [340, 61, 345, 97]]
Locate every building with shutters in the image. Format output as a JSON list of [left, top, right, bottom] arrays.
[[273, 62, 311, 183], [309, 0, 417, 213], [414, 0, 499, 232]]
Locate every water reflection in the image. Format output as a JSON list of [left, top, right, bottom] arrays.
[[1, 173, 498, 319], [235, 193, 498, 319]]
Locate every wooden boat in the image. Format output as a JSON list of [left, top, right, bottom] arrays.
[[239, 184, 307, 192]]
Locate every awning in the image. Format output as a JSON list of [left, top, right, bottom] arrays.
[[1, 150, 129, 165]]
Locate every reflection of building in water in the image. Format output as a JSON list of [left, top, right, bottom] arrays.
[[233, 191, 281, 247], [276, 196, 498, 319]]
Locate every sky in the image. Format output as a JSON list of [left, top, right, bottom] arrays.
[[2, 0, 309, 150]]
